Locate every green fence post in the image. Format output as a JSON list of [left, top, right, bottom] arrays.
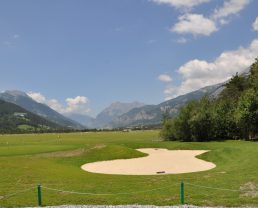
[[180, 180, 184, 205], [37, 184, 42, 207]]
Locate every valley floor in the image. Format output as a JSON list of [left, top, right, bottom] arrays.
[[1, 131, 258, 207]]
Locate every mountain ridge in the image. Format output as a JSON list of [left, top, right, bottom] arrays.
[[67, 101, 145, 128], [0, 99, 64, 133], [0, 90, 84, 129], [109, 82, 224, 128]]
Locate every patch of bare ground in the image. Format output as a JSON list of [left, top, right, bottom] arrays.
[[87, 144, 106, 151], [240, 182, 258, 198], [37, 144, 106, 158]]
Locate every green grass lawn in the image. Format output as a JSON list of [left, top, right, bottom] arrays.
[[0, 131, 258, 207]]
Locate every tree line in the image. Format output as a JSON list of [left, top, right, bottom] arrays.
[[160, 58, 258, 141]]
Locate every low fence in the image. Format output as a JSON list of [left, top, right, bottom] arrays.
[[0, 181, 240, 207]]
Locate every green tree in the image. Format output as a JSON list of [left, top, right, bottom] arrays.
[[172, 100, 198, 141], [159, 119, 177, 141], [220, 73, 248, 101], [212, 98, 238, 140], [235, 89, 258, 140], [248, 58, 258, 90], [160, 58, 258, 142], [189, 97, 214, 141]]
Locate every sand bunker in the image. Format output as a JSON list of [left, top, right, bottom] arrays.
[[81, 148, 216, 175]]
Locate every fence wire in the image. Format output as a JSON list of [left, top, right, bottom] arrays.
[[42, 183, 179, 196], [0, 181, 240, 201]]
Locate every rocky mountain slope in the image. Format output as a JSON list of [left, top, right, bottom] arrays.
[[110, 83, 224, 128], [0, 99, 63, 133], [93, 101, 145, 128], [0, 90, 84, 129]]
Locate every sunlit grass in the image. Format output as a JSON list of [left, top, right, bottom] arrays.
[[0, 131, 257, 207]]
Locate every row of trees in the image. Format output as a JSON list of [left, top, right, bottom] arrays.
[[160, 58, 258, 141]]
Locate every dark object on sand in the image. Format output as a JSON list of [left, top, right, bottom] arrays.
[[156, 171, 165, 174]]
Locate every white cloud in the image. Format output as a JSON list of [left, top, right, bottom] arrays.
[[158, 74, 172, 82], [65, 96, 90, 114], [212, 0, 250, 20], [176, 37, 188, 44], [151, 0, 210, 10], [47, 99, 64, 112], [27, 92, 91, 115], [164, 86, 176, 94], [164, 96, 174, 101], [163, 38, 258, 99], [253, 17, 258, 31], [153, 0, 250, 37], [27, 92, 46, 103], [172, 13, 217, 36], [219, 18, 230, 25]]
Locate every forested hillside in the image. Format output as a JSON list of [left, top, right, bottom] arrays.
[[160, 58, 258, 141], [0, 100, 65, 133], [0, 90, 84, 130]]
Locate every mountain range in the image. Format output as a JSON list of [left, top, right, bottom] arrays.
[[64, 82, 224, 129], [93, 69, 249, 129], [109, 83, 224, 128], [0, 80, 226, 130], [0, 99, 63, 133], [0, 90, 84, 130]]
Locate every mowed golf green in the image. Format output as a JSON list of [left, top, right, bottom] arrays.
[[0, 131, 258, 207]]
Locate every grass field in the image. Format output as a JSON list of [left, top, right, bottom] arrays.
[[0, 131, 258, 207]]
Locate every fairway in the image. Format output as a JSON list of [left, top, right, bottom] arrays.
[[0, 131, 258, 207]]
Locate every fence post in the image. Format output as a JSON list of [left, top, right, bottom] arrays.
[[180, 180, 184, 205], [37, 184, 42, 207]]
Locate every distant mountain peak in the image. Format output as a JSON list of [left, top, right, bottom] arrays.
[[4, 90, 29, 98], [109, 82, 227, 128], [101, 101, 145, 114], [109, 101, 144, 108]]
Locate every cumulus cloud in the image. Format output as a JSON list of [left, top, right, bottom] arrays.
[[65, 96, 90, 114], [27, 92, 46, 103], [253, 17, 258, 31], [47, 99, 64, 112], [172, 13, 217, 36], [212, 0, 250, 20], [163, 38, 258, 99], [172, 0, 250, 37], [153, 0, 250, 37], [158, 74, 172, 82], [27, 92, 91, 115], [151, 0, 210, 10]]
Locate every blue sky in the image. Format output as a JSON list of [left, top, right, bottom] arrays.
[[0, 0, 258, 116]]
